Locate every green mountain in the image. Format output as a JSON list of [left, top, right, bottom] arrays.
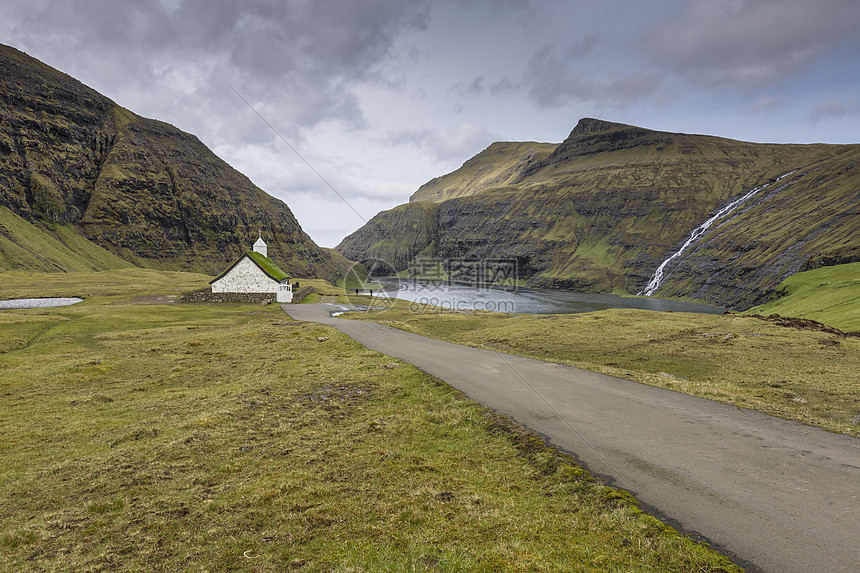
[[414, 141, 558, 202], [336, 118, 860, 309], [0, 44, 348, 282]]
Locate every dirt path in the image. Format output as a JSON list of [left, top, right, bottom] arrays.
[[283, 303, 860, 573]]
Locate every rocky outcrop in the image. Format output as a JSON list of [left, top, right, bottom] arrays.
[[0, 44, 349, 282], [337, 118, 860, 309]]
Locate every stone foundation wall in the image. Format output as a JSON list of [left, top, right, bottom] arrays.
[[291, 285, 314, 303], [181, 287, 316, 304], [181, 288, 275, 304]]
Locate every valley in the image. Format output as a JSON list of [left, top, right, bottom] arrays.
[[1, 39, 858, 573], [337, 119, 860, 310]]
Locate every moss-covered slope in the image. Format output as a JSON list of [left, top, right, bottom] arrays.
[[411, 141, 557, 203], [336, 201, 440, 273], [337, 118, 859, 309], [0, 206, 131, 272], [0, 44, 348, 282]]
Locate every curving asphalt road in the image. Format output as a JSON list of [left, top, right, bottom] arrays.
[[283, 303, 860, 573]]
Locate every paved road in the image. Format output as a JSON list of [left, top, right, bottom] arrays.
[[283, 303, 860, 573]]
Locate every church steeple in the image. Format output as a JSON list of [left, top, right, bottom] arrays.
[[253, 235, 268, 258]]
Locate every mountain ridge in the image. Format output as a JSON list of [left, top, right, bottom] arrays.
[[410, 141, 557, 203], [0, 43, 348, 281], [337, 119, 859, 309]]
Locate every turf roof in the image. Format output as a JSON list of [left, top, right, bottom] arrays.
[[210, 251, 290, 284]]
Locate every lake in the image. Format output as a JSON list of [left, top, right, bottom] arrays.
[[375, 279, 725, 315], [0, 297, 84, 310]]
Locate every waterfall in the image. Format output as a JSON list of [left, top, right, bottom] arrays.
[[639, 171, 796, 296]]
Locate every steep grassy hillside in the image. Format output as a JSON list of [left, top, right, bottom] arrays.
[[0, 44, 348, 282], [747, 262, 860, 332], [411, 141, 557, 202], [337, 119, 859, 309], [337, 201, 440, 273], [0, 206, 131, 272]]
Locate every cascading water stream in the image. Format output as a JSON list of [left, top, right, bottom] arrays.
[[639, 171, 796, 296]]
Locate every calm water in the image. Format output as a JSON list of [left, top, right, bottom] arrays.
[[0, 297, 84, 310], [376, 279, 724, 315]]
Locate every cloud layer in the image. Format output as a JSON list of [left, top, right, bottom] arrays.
[[646, 0, 860, 88], [2, 0, 858, 246]]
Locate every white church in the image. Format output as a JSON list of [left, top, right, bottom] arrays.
[[209, 237, 294, 303]]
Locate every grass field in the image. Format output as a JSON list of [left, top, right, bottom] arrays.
[[0, 270, 740, 572], [349, 304, 860, 437], [746, 262, 860, 333]]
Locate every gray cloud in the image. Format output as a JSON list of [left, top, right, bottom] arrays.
[[522, 43, 639, 110], [385, 123, 498, 163], [806, 98, 860, 125], [745, 97, 788, 114], [449, 76, 485, 98], [8, 0, 429, 138], [489, 77, 518, 96], [645, 0, 860, 89]]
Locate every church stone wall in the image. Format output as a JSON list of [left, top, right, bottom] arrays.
[[181, 286, 315, 304], [181, 289, 275, 304]]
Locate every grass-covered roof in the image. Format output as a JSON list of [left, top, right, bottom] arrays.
[[210, 251, 290, 284]]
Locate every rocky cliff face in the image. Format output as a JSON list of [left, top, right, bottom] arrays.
[[0, 44, 348, 281], [337, 118, 860, 309]]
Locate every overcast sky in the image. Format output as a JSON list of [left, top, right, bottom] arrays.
[[3, 0, 859, 247]]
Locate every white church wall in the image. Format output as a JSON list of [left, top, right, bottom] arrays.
[[211, 256, 278, 294]]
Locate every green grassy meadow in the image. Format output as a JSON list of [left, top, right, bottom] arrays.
[[0, 270, 739, 572]]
